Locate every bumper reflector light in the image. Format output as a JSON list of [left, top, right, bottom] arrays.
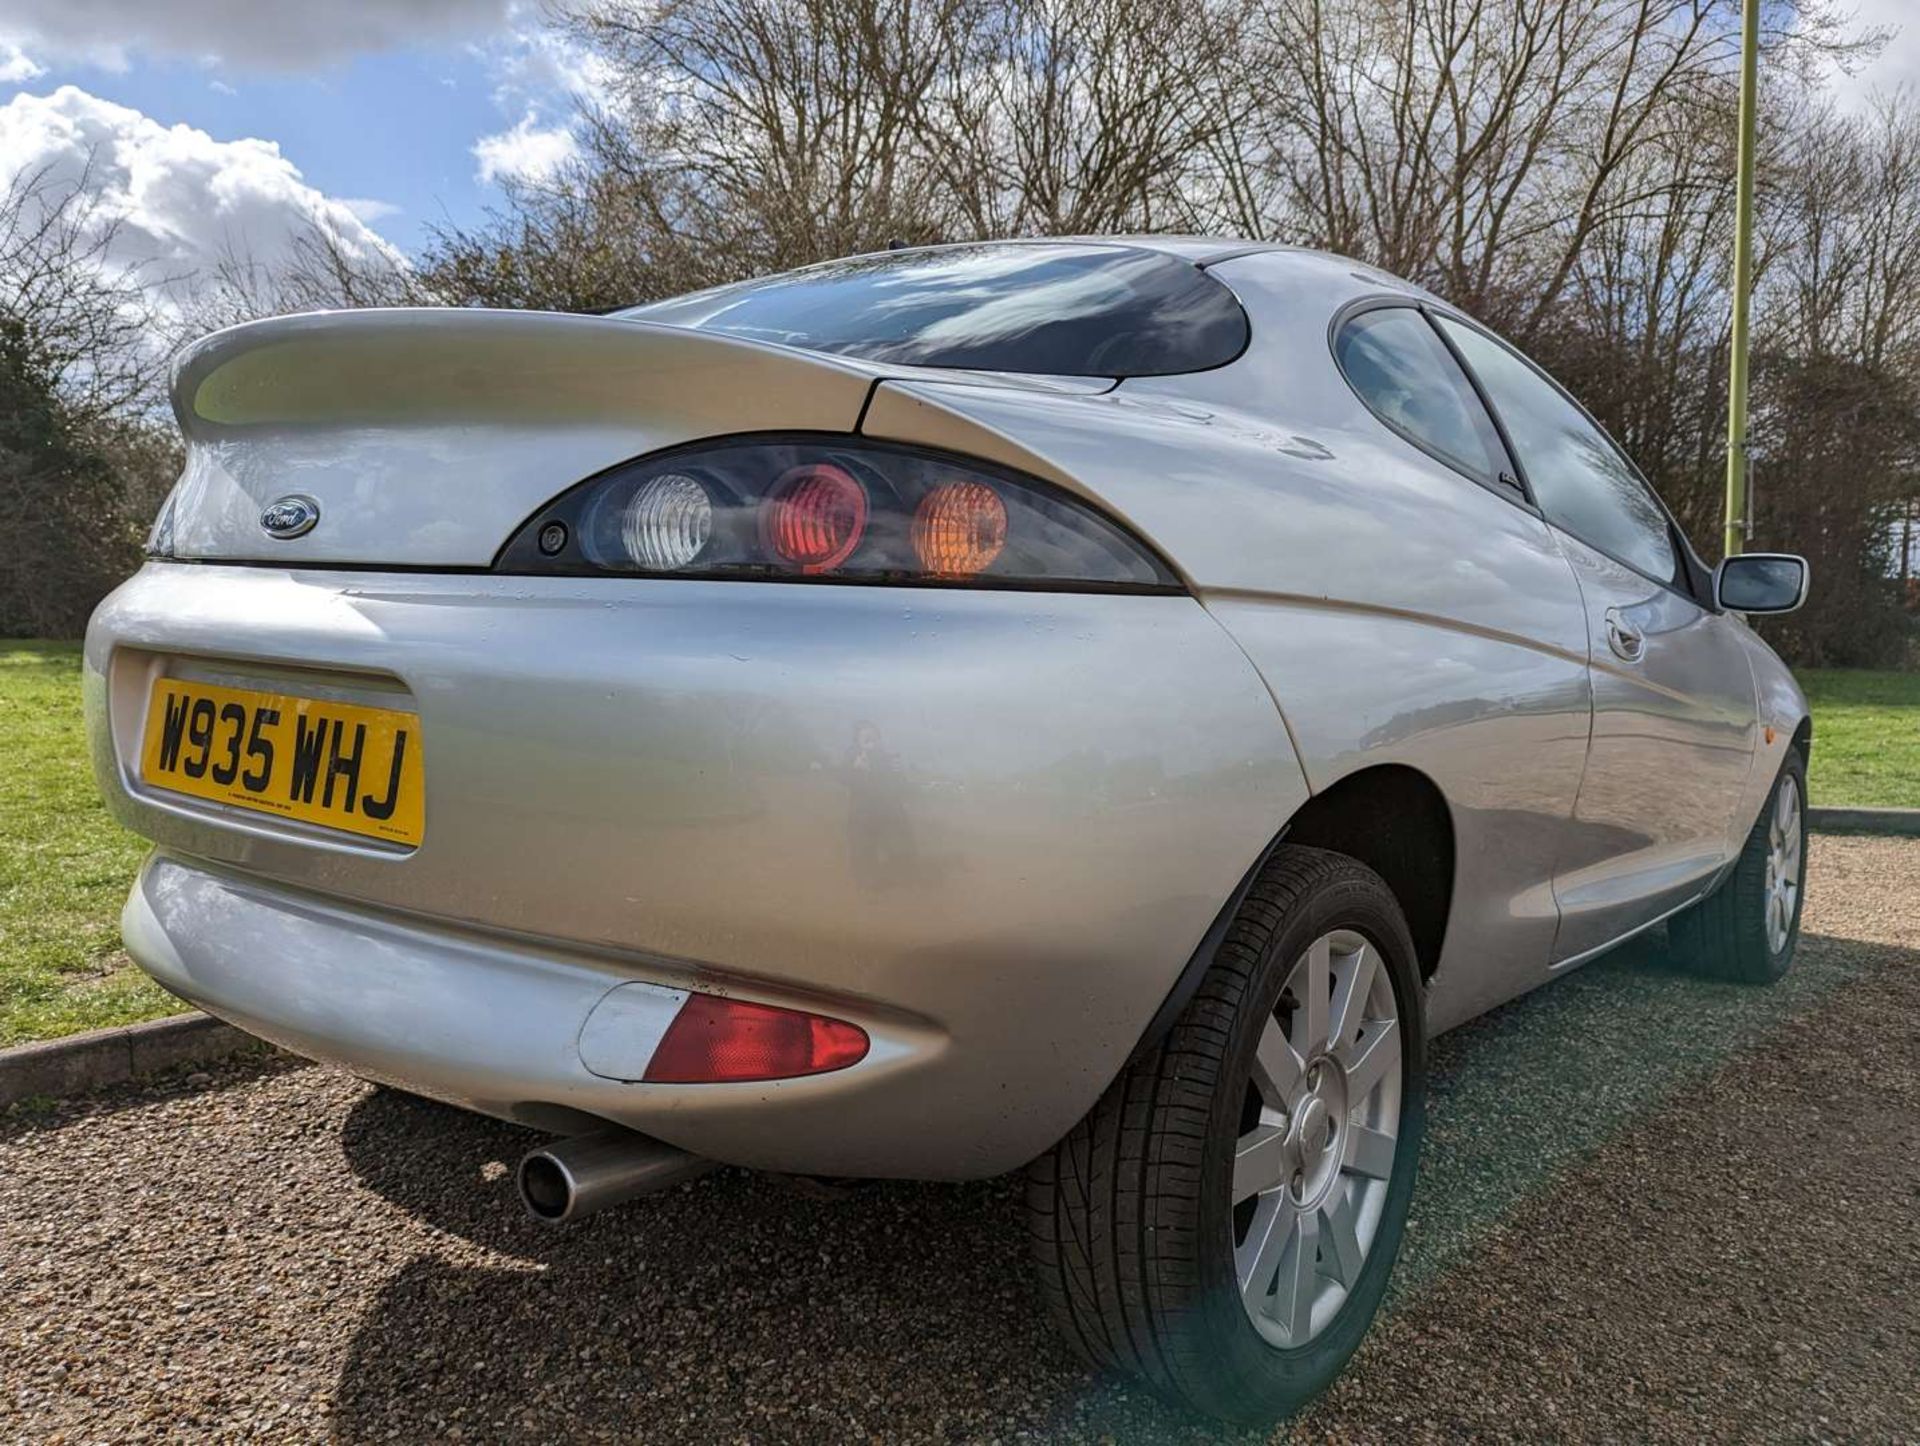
[[643, 994, 870, 1083]]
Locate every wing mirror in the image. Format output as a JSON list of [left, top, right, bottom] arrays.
[[1715, 553, 1808, 614]]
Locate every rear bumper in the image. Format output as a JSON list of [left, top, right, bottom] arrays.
[[90, 564, 1307, 1177], [124, 852, 949, 1172]]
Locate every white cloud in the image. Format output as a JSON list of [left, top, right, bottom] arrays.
[[473, 110, 578, 185], [340, 196, 402, 223], [1825, 0, 1920, 112], [479, 12, 615, 114], [0, 0, 512, 71], [0, 40, 45, 83], [467, 11, 610, 190], [0, 86, 405, 326]]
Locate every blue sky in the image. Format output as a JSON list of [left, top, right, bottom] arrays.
[[13, 47, 510, 252], [0, 0, 593, 273]]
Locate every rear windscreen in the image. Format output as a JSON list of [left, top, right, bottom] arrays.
[[619, 243, 1249, 378]]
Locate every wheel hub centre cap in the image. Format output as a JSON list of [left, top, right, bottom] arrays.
[[1289, 1060, 1348, 1206], [1297, 1096, 1332, 1157]]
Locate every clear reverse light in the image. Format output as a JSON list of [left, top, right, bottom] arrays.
[[621, 472, 713, 570]]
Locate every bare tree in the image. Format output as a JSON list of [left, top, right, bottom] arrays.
[[920, 0, 1250, 236], [1222, 0, 1850, 330], [0, 157, 165, 422], [0, 155, 182, 634], [1748, 91, 1920, 662], [564, 0, 965, 275], [173, 219, 415, 340]]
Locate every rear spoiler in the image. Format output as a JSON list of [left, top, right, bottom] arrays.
[[160, 307, 1126, 567], [160, 308, 885, 566], [171, 307, 881, 439]]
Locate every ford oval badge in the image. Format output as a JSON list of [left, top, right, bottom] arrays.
[[260, 495, 320, 540]]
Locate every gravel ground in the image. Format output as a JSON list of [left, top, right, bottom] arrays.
[[2, 834, 1916, 1444]]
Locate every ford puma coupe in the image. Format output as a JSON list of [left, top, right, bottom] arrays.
[[86, 238, 1811, 1423]]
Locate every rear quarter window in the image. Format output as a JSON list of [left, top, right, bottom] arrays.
[[1333, 306, 1513, 487], [621, 243, 1250, 379]]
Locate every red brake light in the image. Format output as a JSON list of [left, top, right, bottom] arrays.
[[643, 994, 870, 1083], [762, 462, 867, 573]]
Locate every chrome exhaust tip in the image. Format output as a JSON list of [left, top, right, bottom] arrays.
[[517, 1129, 716, 1224]]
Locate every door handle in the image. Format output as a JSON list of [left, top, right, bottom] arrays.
[[1604, 608, 1645, 663]]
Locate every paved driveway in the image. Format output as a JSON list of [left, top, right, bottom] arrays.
[[3, 835, 1916, 1443]]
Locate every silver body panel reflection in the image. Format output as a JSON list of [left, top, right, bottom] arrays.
[[85, 241, 1809, 1176], [1545, 532, 1758, 960], [87, 566, 1305, 1177]]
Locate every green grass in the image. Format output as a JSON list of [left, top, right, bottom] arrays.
[[1798, 668, 1920, 809], [0, 642, 180, 1045]]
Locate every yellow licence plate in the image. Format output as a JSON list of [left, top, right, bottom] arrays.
[[139, 678, 425, 846]]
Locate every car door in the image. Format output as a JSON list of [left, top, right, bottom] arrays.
[[1434, 316, 1758, 963]]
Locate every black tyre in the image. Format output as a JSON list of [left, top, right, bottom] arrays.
[[1668, 750, 1808, 984], [1028, 845, 1426, 1425]]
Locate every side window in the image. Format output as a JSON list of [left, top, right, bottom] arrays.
[[1333, 307, 1513, 487], [1435, 317, 1677, 583]]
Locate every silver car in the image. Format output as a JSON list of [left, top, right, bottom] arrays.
[[84, 238, 1812, 1423]]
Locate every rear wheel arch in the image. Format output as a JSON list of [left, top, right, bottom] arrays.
[[1281, 764, 1455, 985], [1129, 764, 1454, 1066]]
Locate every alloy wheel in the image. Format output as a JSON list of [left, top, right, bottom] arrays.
[[1231, 929, 1402, 1348], [1764, 772, 1803, 955]]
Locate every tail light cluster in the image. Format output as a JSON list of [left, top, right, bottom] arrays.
[[497, 437, 1178, 590]]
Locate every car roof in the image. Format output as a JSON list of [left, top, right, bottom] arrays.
[[1045, 234, 1282, 265], [869, 237, 1436, 300], [824, 235, 1284, 268]]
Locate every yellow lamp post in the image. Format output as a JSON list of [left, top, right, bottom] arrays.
[[1724, 0, 1761, 559]]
